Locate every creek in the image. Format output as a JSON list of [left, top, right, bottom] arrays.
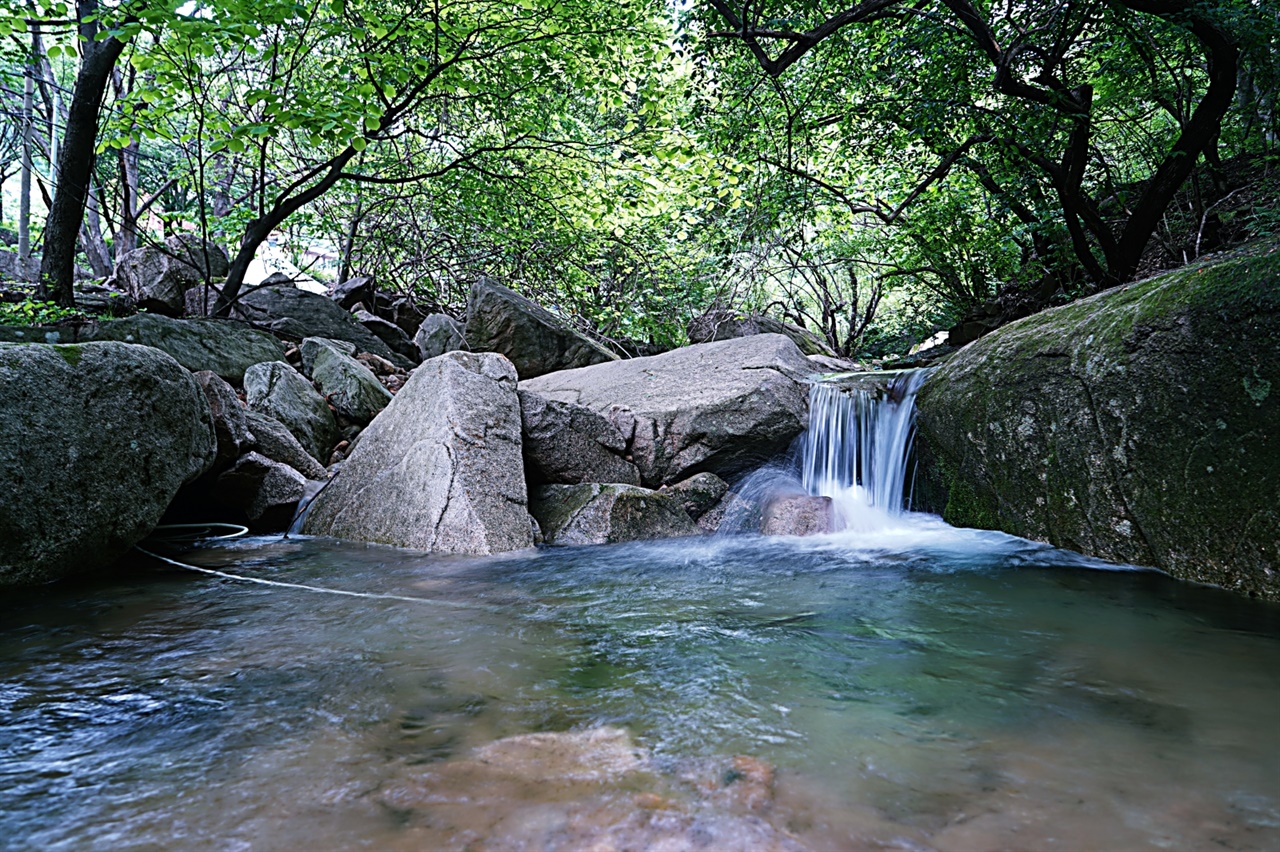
[[2, 377, 1278, 850]]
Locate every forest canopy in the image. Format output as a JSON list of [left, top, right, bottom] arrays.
[[1, 0, 1277, 355]]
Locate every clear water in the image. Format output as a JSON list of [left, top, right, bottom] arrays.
[[2, 523, 1278, 850]]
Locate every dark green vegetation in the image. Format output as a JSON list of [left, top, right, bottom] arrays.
[[1, 0, 1278, 355]]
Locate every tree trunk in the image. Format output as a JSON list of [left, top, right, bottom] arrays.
[[37, 1, 129, 306], [18, 43, 33, 269]]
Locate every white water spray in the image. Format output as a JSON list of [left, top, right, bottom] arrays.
[[800, 370, 928, 532]]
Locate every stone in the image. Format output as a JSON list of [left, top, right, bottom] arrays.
[[302, 351, 533, 555], [688, 309, 836, 357], [465, 279, 618, 379], [760, 495, 835, 536], [87, 314, 286, 384], [235, 284, 414, 369], [415, 313, 468, 360], [115, 236, 229, 315], [661, 472, 729, 520], [530, 483, 700, 546], [389, 297, 431, 337], [328, 275, 374, 311], [211, 451, 307, 531], [518, 389, 640, 486], [299, 337, 392, 425], [193, 370, 251, 474], [0, 341, 216, 586], [244, 410, 329, 480], [521, 334, 813, 486], [352, 308, 420, 365], [243, 361, 340, 465], [914, 239, 1280, 600]]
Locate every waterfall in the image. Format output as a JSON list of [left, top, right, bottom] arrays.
[[800, 370, 927, 532]]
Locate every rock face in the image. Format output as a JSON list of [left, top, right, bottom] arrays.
[[302, 351, 533, 554], [521, 334, 813, 486], [243, 361, 341, 465], [465, 279, 618, 379], [0, 342, 216, 586], [914, 240, 1280, 600], [115, 236, 229, 315], [212, 451, 307, 531], [518, 389, 640, 486], [193, 370, 252, 474], [299, 337, 392, 426], [415, 313, 467, 360], [760, 495, 835, 536], [530, 483, 700, 545], [88, 314, 285, 384], [236, 284, 414, 368], [688, 309, 836, 357], [244, 410, 329, 480]]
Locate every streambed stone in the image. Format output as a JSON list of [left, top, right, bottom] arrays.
[[518, 389, 639, 486], [244, 361, 340, 465], [530, 483, 699, 545]]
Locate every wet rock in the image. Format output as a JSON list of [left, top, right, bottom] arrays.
[[211, 451, 307, 531], [88, 314, 286, 384], [193, 370, 251, 474], [299, 337, 391, 426], [352, 308, 420, 365], [302, 351, 532, 555], [521, 334, 812, 486], [465, 278, 618, 379], [688, 308, 836, 357], [244, 361, 340, 465], [244, 409, 329, 480], [414, 313, 467, 360], [0, 341, 216, 586], [761, 495, 835, 537], [518, 389, 640, 486], [530, 483, 700, 545], [915, 239, 1280, 600], [115, 236, 228, 315], [661, 472, 729, 521]]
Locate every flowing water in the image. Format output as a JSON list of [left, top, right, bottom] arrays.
[[2, 378, 1279, 850]]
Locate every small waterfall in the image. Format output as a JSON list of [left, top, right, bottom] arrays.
[[801, 370, 927, 532]]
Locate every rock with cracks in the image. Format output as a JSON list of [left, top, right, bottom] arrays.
[[521, 334, 813, 486], [243, 361, 340, 465], [302, 351, 533, 554], [0, 341, 216, 586], [299, 337, 392, 426], [415, 313, 467, 360], [518, 389, 640, 486], [114, 236, 229, 316]]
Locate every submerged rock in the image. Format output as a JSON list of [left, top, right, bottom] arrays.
[[0, 342, 216, 585], [465, 279, 618, 379], [243, 361, 340, 465], [760, 495, 835, 537], [302, 351, 532, 554], [915, 240, 1280, 599], [521, 334, 812, 486], [530, 483, 700, 546]]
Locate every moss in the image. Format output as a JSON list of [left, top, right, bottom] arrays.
[[55, 344, 84, 367]]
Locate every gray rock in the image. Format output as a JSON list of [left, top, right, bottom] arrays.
[[521, 334, 813, 486], [193, 370, 251, 474], [302, 351, 533, 554], [299, 337, 392, 425], [465, 279, 618, 379], [115, 236, 229, 315], [87, 314, 285, 384], [236, 284, 414, 369], [415, 313, 467, 360], [353, 308, 421, 365], [529, 483, 700, 546], [212, 451, 307, 531], [661, 472, 729, 520], [329, 275, 374, 311], [914, 240, 1280, 600], [518, 389, 639, 486], [760, 495, 834, 536], [243, 361, 340, 465], [688, 309, 836, 357], [0, 342, 216, 586], [244, 410, 329, 480]]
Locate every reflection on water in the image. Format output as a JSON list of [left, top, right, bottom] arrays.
[[2, 521, 1278, 850]]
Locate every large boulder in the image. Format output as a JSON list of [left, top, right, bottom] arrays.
[[914, 240, 1280, 600], [688, 309, 836, 358], [192, 370, 252, 474], [243, 361, 340, 465], [352, 308, 421, 365], [115, 236, 229, 315], [415, 313, 467, 360], [299, 337, 392, 426], [0, 342, 216, 586], [302, 351, 533, 554], [87, 314, 285, 384], [236, 284, 414, 369], [518, 389, 640, 486], [465, 279, 618, 379], [244, 410, 329, 480], [530, 483, 700, 546], [521, 334, 813, 486]]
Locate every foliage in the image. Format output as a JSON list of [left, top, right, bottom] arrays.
[[0, 296, 85, 326]]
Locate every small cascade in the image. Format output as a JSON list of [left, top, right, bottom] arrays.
[[801, 370, 927, 532]]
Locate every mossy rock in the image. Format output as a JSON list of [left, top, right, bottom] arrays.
[[915, 239, 1280, 599]]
